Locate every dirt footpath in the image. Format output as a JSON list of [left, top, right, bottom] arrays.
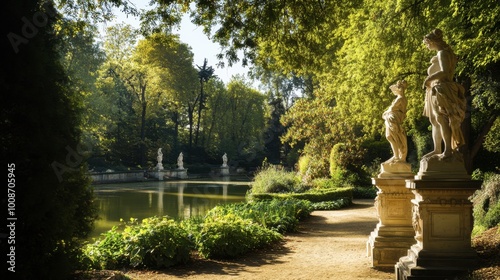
[[125, 199, 395, 280]]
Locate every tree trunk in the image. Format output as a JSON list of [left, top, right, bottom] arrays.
[[140, 86, 147, 167], [195, 80, 204, 146], [172, 111, 179, 152], [188, 103, 195, 151]]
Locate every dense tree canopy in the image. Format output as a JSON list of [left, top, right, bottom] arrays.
[[177, 0, 500, 173]]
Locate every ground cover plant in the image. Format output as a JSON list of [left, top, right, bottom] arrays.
[[471, 171, 500, 236], [205, 198, 313, 233], [82, 198, 313, 268], [83, 217, 191, 269], [196, 214, 282, 259]]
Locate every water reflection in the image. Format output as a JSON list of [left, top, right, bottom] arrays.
[[91, 179, 250, 239]]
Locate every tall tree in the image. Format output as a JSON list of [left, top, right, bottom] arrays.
[[2, 1, 97, 278], [194, 58, 215, 147]]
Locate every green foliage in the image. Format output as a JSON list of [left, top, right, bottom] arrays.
[[84, 217, 191, 269], [483, 202, 500, 229], [206, 199, 313, 233], [311, 198, 352, 210], [251, 165, 303, 194], [196, 214, 282, 259], [297, 155, 311, 182], [251, 187, 353, 204], [471, 173, 500, 235], [353, 186, 378, 199], [329, 142, 366, 185], [310, 178, 338, 190], [200, 77, 269, 164], [186, 0, 500, 173]]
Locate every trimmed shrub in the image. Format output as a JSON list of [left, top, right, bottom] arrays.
[[353, 185, 378, 199], [196, 214, 282, 259], [250, 187, 353, 204], [83, 217, 191, 269]]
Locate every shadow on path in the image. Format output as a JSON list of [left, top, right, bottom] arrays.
[[131, 241, 292, 278]]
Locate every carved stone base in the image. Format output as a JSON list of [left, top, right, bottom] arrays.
[[395, 179, 481, 279], [367, 224, 415, 267], [167, 168, 188, 179], [367, 177, 415, 268], [416, 155, 469, 180], [379, 161, 413, 179]]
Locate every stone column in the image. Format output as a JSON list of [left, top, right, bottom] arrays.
[[367, 162, 415, 268], [395, 179, 481, 279]]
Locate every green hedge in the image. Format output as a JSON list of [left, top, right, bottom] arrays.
[[250, 187, 353, 204]]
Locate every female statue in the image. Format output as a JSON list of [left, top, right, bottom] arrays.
[[422, 29, 466, 160], [383, 80, 408, 163], [177, 152, 184, 169]]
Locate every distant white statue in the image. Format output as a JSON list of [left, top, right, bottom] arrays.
[[156, 148, 164, 170], [222, 153, 228, 167], [177, 152, 184, 170], [383, 80, 408, 163]]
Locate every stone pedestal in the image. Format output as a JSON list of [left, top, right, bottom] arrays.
[[168, 169, 188, 179], [395, 179, 481, 279], [367, 168, 415, 268], [220, 166, 230, 176], [415, 154, 469, 180], [150, 170, 165, 181]]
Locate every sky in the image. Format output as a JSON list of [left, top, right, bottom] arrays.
[[100, 0, 255, 86]]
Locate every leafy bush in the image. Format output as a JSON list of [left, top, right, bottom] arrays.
[[196, 214, 282, 259], [251, 165, 304, 194], [250, 187, 353, 204], [471, 172, 500, 235], [310, 178, 338, 189], [297, 155, 311, 180], [84, 217, 191, 269], [483, 201, 500, 229], [311, 198, 351, 210], [206, 199, 313, 233]]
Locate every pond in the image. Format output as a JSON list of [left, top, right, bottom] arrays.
[[91, 178, 251, 239]]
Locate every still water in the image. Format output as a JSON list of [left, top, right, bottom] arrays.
[[91, 178, 251, 239]]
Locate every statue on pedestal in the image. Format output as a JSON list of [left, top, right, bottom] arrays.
[[156, 148, 164, 170], [422, 29, 466, 161], [222, 153, 228, 167], [177, 152, 184, 170], [383, 80, 408, 163], [417, 29, 469, 179], [378, 80, 412, 178]]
